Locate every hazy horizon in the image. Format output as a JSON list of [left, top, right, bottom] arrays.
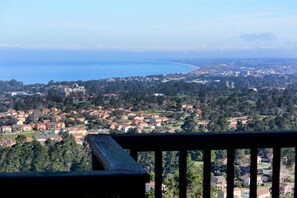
[[1, 0, 297, 60]]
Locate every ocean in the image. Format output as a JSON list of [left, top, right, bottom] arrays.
[[0, 60, 193, 85]]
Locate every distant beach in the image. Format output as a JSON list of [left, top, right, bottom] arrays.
[[0, 60, 194, 85]]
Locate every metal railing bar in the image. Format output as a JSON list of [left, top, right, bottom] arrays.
[[227, 149, 235, 198], [272, 147, 280, 198], [87, 135, 147, 173], [179, 149, 187, 198], [112, 131, 297, 151], [155, 150, 163, 198], [203, 149, 211, 198], [295, 147, 297, 198], [250, 148, 258, 198], [130, 149, 138, 161]]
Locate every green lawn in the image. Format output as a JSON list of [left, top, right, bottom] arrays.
[[134, 110, 164, 115], [258, 162, 271, 169], [246, 100, 256, 105], [2, 132, 38, 139], [193, 161, 203, 168]]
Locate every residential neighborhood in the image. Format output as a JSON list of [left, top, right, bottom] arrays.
[[1, 60, 297, 197]]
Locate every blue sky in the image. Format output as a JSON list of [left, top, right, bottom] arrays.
[[0, 0, 297, 56]]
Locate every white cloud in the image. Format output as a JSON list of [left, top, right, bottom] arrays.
[[0, 43, 90, 50], [239, 32, 276, 42]]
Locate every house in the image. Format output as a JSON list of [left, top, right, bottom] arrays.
[[195, 109, 203, 117], [239, 163, 250, 174], [145, 182, 155, 192], [46, 122, 56, 130], [77, 117, 87, 124], [118, 119, 132, 125], [109, 122, 117, 130], [12, 125, 22, 132], [52, 115, 62, 122], [0, 138, 15, 147], [217, 187, 241, 198], [257, 188, 271, 198], [42, 108, 51, 115], [261, 153, 273, 163], [35, 123, 47, 131], [279, 183, 293, 195], [261, 174, 271, 182], [138, 121, 149, 127], [149, 118, 162, 125], [228, 121, 237, 129], [33, 134, 61, 145], [55, 122, 65, 129], [17, 111, 26, 118], [127, 113, 136, 119], [22, 124, 33, 132], [211, 176, 226, 189], [71, 133, 84, 145], [1, 125, 12, 133], [241, 174, 263, 186], [198, 121, 209, 129], [256, 175, 263, 186], [43, 119, 51, 124], [67, 126, 87, 136], [122, 126, 135, 133], [160, 117, 169, 122], [280, 167, 291, 182], [241, 174, 250, 186], [33, 134, 47, 145], [16, 120, 24, 125], [153, 121, 162, 127]]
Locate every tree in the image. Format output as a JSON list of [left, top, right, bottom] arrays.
[[181, 113, 200, 132], [187, 155, 203, 197], [15, 135, 26, 145], [234, 165, 242, 179], [235, 149, 245, 165], [208, 115, 230, 132]]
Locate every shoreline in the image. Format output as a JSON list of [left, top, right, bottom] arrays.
[[2, 60, 198, 85], [143, 59, 200, 74]]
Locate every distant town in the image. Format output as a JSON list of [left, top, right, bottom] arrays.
[[1, 59, 297, 197]]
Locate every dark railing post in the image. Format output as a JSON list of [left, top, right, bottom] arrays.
[[227, 149, 235, 198], [272, 147, 280, 198], [250, 148, 258, 198], [179, 149, 187, 198], [111, 132, 297, 198], [130, 149, 138, 161], [91, 152, 103, 170], [130, 183, 146, 198], [203, 149, 211, 198], [295, 147, 297, 198], [88, 135, 150, 198], [155, 150, 163, 198]]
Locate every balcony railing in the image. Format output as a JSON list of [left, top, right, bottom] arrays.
[[90, 131, 297, 198], [0, 131, 296, 198], [0, 135, 149, 198]]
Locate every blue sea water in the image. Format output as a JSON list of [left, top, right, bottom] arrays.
[[0, 60, 192, 85]]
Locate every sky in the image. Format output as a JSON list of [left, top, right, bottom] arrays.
[[0, 0, 297, 58]]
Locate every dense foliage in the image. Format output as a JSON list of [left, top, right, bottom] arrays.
[[0, 134, 90, 172]]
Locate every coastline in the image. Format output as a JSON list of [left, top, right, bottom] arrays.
[[1, 60, 197, 85], [143, 59, 200, 74]]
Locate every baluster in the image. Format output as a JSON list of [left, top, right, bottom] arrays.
[[179, 149, 187, 198], [250, 148, 258, 198], [203, 149, 211, 198], [227, 149, 235, 198], [155, 150, 163, 198], [272, 147, 280, 198]]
